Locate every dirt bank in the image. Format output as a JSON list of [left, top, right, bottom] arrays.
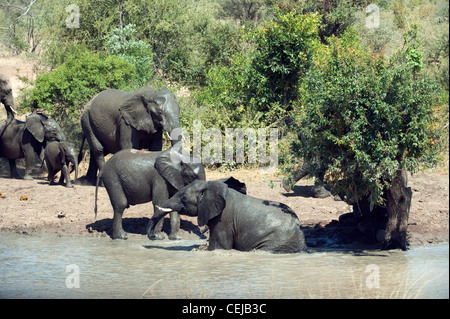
[[0, 166, 448, 250]]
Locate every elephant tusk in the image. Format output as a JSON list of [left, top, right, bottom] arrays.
[[166, 132, 171, 140], [156, 205, 173, 213]]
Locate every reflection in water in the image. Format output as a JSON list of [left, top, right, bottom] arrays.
[[0, 233, 448, 298]]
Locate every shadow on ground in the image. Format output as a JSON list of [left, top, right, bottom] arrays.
[[86, 216, 207, 240]]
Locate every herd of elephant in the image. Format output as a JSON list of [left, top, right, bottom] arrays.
[[1, 74, 318, 254]]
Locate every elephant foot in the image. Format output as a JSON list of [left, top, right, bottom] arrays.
[[65, 182, 74, 188], [75, 176, 97, 186], [313, 187, 331, 198], [112, 230, 128, 240], [23, 174, 34, 181], [168, 232, 182, 240], [148, 231, 165, 240]]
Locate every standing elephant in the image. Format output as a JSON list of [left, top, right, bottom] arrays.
[[149, 179, 307, 253], [44, 141, 78, 188], [282, 132, 331, 198], [95, 147, 205, 240], [0, 113, 66, 179], [0, 74, 16, 124], [80, 87, 182, 185]]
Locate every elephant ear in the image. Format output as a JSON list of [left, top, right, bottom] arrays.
[[25, 113, 46, 143], [119, 94, 157, 134], [219, 177, 247, 195], [198, 181, 228, 227], [155, 148, 185, 190]]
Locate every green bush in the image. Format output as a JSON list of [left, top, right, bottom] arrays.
[[26, 47, 136, 117], [23, 46, 136, 143], [295, 27, 442, 208], [104, 24, 154, 87], [196, 10, 322, 114]]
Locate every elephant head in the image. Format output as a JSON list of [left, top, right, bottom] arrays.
[[0, 74, 16, 123], [148, 177, 246, 239], [155, 148, 206, 191], [119, 87, 181, 146], [59, 141, 78, 184], [25, 113, 67, 143]]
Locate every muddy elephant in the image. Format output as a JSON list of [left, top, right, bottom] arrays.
[[0, 113, 66, 179], [149, 179, 307, 253], [79, 87, 182, 185], [44, 141, 78, 188], [95, 147, 205, 240], [0, 74, 16, 124]]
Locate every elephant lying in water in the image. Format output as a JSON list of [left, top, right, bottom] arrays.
[[95, 147, 205, 240], [148, 178, 307, 253]]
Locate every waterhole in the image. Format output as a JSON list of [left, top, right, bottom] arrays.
[[0, 233, 447, 298]]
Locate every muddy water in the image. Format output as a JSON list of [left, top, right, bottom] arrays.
[[0, 233, 448, 299]]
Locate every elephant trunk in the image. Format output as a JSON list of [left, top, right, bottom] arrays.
[[147, 194, 184, 240], [2, 94, 16, 123], [66, 150, 78, 184], [72, 159, 78, 184], [166, 115, 182, 147]]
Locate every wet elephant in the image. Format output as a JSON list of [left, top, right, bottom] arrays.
[[79, 87, 182, 185], [95, 147, 205, 240], [44, 141, 78, 188], [0, 113, 66, 180], [0, 74, 16, 124], [149, 178, 307, 253]]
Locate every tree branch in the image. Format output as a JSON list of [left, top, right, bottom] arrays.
[[0, 0, 38, 30]]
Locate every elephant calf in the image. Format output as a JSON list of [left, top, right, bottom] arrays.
[[95, 147, 205, 240], [149, 179, 307, 253], [44, 141, 78, 188]]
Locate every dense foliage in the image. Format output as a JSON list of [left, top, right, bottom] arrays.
[[25, 47, 136, 120], [296, 27, 442, 208], [1, 0, 448, 178]]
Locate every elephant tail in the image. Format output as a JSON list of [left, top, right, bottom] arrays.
[[94, 168, 102, 220]]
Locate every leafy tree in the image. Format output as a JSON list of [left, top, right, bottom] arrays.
[[295, 27, 442, 249], [248, 9, 321, 109], [104, 24, 154, 87], [24, 46, 136, 126]]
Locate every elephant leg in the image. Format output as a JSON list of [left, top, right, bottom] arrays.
[[109, 191, 128, 240], [112, 207, 127, 240], [61, 164, 73, 188], [8, 159, 19, 179], [282, 159, 310, 192], [48, 167, 57, 185], [38, 148, 46, 174], [150, 206, 166, 240], [312, 171, 331, 198], [168, 211, 181, 240], [84, 155, 98, 184], [22, 146, 35, 180]]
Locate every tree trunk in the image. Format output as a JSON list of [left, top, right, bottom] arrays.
[[381, 169, 412, 250]]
